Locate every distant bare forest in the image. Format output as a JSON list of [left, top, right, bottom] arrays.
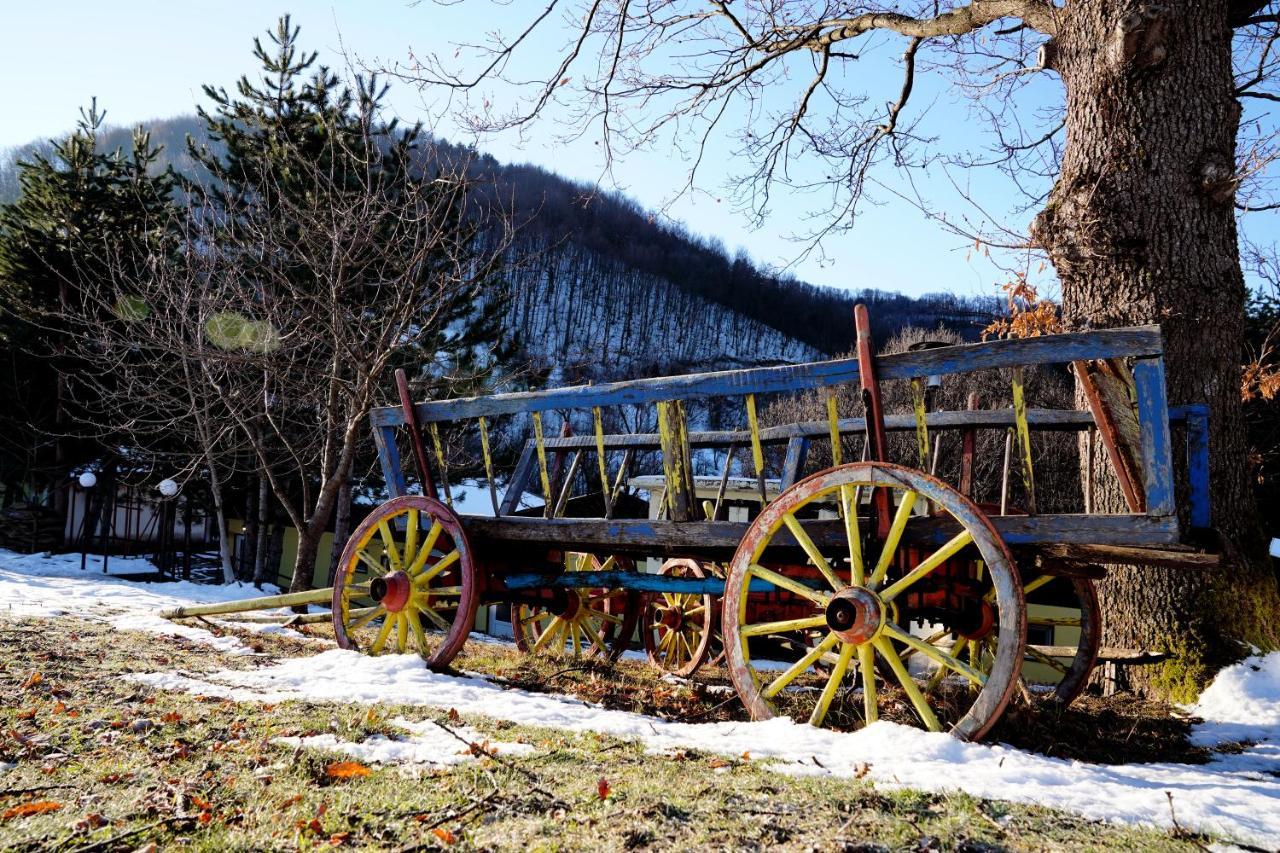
[[0, 114, 1002, 376]]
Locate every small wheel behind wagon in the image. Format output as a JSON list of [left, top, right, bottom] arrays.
[[722, 461, 1026, 741], [644, 558, 716, 677], [1014, 572, 1101, 706], [332, 495, 478, 669], [513, 553, 641, 661]]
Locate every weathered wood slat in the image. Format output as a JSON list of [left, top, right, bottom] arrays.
[[1134, 356, 1176, 516], [1031, 645, 1168, 663], [502, 570, 771, 596], [1037, 542, 1219, 569], [464, 513, 1181, 555], [372, 326, 1163, 426]]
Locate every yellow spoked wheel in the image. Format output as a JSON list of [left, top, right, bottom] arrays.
[[643, 558, 715, 677], [722, 462, 1026, 741], [332, 495, 477, 668], [513, 553, 641, 660]]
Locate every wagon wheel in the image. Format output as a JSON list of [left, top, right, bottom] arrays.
[[332, 495, 477, 669], [1012, 572, 1101, 706], [722, 462, 1026, 741], [513, 553, 641, 660], [644, 558, 715, 677]]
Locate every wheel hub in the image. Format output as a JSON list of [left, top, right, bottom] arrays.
[[369, 570, 411, 613], [825, 587, 884, 645]]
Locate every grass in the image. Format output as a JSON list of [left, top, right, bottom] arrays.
[[0, 614, 1223, 851]]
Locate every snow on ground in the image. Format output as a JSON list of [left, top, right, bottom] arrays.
[[132, 648, 1280, 850], [3, 549, 1279, 847], [0, 548, 283, 655], [276, 716, 535, 772]]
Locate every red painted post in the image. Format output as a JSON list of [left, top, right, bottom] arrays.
[[854, 304, 892, 537], [395, 368, 438, 501]]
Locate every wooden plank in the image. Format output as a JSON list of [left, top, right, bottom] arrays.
[[1134, 356, 1176, 517], [781, 437, 809, 490], [462, 513, 1182, 554], [498, 443, 537, 516], [1185, 405, 1211, 529], [502, 570, 775, 596], [1030, 645, 1168, 663], [1075, 359, 1145, 513], [657, 400, 699, 521], [1037, 542, 1219, 569], [1011, 367, 1037, 514], [371, 326, 1164, 425], [372, 422, 408, 499]]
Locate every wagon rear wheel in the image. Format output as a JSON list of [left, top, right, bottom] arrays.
[[513, 553, 641, 661], [1015, 573, 1101, 705], [722, 461, 1026, 741], [331, 495, 477, 669], [644, 558, 716, 677]]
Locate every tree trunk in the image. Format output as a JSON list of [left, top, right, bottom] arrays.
[[205, 470, 237, 585], [252, 473, 270, 587], [329, 479, 353, 580], [1034, 0, 1280, 698]]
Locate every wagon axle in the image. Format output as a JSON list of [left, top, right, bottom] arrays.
[[825, 587, 884, 646], [368, 571, 412, 613]]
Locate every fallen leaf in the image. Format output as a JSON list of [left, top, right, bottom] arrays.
[[16, 709, 35, 720], [596, 777, 611, 799], [3, 801, 62, 820], [432, 827, 457, 845], [329, 831, 351, 846], [447, 708, 461, 723], [854, 762, 871, 779], [324, 761, 371, 779], [741, 751, 751, 760], [707, 757, 731, 769], [74, 812, 108, 831], [21, 672, 42, 689], [197, 810, 212, 825], [161, 711, 182, 724]]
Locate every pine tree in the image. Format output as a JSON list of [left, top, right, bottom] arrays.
[[0, 102, 178, 509]]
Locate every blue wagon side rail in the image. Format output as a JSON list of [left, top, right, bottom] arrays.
[[323, 316, 1218, 742], [368, 323, 1209, 554]]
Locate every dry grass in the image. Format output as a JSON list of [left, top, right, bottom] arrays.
[[0, 614, 1222, 851]]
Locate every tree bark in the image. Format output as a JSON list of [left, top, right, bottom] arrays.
[[329, 479, 353, 583], [1033, 0, 1280, 698], [252, 473, 270, 587]]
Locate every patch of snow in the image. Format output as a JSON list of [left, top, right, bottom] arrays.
[[1185, 652, 1280, 747], [132, 647, 1280, 849], [276, 716, 534, 770], [0, 548, 281, 655]]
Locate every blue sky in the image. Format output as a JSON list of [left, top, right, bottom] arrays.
[[2, 2, 1272, 300]]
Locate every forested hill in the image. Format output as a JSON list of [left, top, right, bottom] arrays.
[[0, 115, 999, 374]]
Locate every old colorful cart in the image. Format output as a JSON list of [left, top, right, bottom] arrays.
[[329, 307, 1214, 741]]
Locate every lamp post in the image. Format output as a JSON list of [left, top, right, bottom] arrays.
[[75, 471, 98, 573], [156, 478, 181, 578]]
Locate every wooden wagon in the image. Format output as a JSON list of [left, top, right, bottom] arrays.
[[330, 306, 1213, 741]]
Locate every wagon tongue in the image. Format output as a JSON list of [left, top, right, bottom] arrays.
[[368, 571, 412, 613]]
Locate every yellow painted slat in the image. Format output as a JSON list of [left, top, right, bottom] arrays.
[[826, 391, 843, 466], [427, 423, 454, 507], [1012, 366, 1037, 513], [531, 412, 552, 516], [911, 378, 930, 469]]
